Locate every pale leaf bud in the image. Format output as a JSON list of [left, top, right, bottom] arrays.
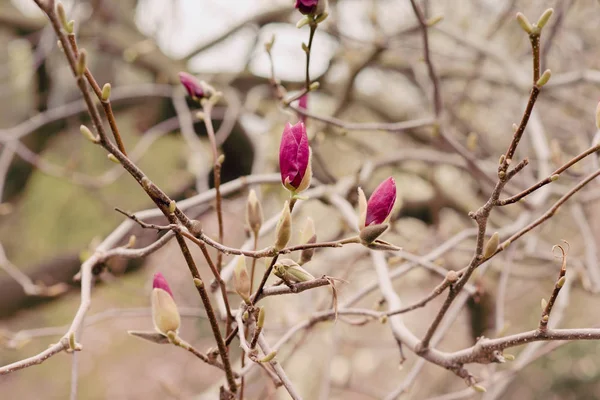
[[536, 69, 551, 87], [483, 232, 499, 259], [245, 189, 263, 236], [536, 8, 554, 29], [107, 154, 120, 164], [80, 125, 99, 143], [101, 83, 111, 101], [76, 49, 87, 77], [516, 12, 533, 34], [274, 201, 292, 250], [257, 307, 266, 329], [233, 257, 251, 303], [274, 258, 315, 283]]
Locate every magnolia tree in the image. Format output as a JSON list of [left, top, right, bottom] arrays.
[[3, 0, 600, 399]]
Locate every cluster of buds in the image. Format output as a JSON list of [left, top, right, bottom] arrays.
[[357, 177, 400, 251]]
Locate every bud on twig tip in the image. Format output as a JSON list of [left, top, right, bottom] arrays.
[[557, 275, 566, 288], [483, 232, 500, 259], [80, 125, 99, 143], [516, 12, 533, 34], [536, 8, 554, 29], [101, 83, 111, 101], [536, 69, 552, 87]]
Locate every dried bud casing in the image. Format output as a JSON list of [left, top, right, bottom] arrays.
[[274, 201, 292, 250], [246, 189, 263, 236], [483, 232, 500, 259], [233, 257, 251, 303], [274, 259, 315, 283], [360, 223, 389, 245]]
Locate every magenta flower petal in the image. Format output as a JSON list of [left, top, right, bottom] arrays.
[[295, 0, 319, 15], [365, 177, 396, 226], [178, 72, 204, 99], [153, 272, 174, 298], [279, 122, 310, 190]]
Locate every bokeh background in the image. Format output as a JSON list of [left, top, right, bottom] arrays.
[[2, 0, 600, 399]]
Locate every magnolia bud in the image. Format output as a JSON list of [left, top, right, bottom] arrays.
[[536, 69, 551, 87], [536, 8, 554, 29], [233, 257, 251, 303], [245, 189, 263, 236], [516, 12, 533, 34], [365, 177, 396, 226], [257, 307, 266, 329], [360, 223, 389, 245], [280, 122, 311, 193], [80, 125, 98, 143], [483, 232, 500, 259], [274, 201, 292, 250], [299, 218, 316, 265], [151, 273, 180, 335], [101, 83, 111, 101], [76, 49, 87, 77]]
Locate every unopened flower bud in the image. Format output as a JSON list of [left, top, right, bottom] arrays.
[[279, 122, 312, 193], [151, 273, 180, 335], [295, 0, 327, 17], [364, 177, 397, 227], [483, 232, 499, 259], [245, 189, 263, 236], [274, 201, 292, 250], [233, 257, 251, 303], [257, 307, 266, 329], [178, 72, 205, 100]]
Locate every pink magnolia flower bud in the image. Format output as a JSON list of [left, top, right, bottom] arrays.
[[365, 177, 396, 226], [151, 272, 180, 335], [279, 122, 312, 193], [178, 72, 204, 99]]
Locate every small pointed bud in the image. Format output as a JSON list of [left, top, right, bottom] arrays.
[[80, 125, 98, 143], [76, 49, 87, 77], [308, 82, 320, 91], [274, 201, 292, 250], [178, 72, 205, 100], [550, 174, 559, 181], [501, 240, 511, 250], [366, 239, 401, 252], [299, 218, 316, 265], [56, 3, 72, 33], [504, 353, 515, 361], [301, 42, 310, 53], [512, 123, 518, 132], [233, 257, 251, 303], [127, 235, 136, 248], [66, 20, 75, 33], [101, 83, 111, 101], [193, 278, 203, 288], [542, 315, 549, 322], [365, 177, 397, 226], [516, 12, 533, 34], [483, 232, 500, 259], [151, 273, 180, 335], [257, 307, 266, 329], [427, 15, 444, 27], [279, 122, 311, 193], [536, 69, 552, 87], [128, 330, 169, 344], [595, 101, 600, 130], [541, 298, 548, 310], [557, 275, 566, 288], [499, 154, 506, 165], [168, 200, 177, 214], [360, 223, 389, 245], [536, 8, 554, 29], [259, 351, 277, 363], [472, 384, 487, 393], [246, 189, 263, 236], [107, 154, 120, 164], [446, 270, 459, 283]]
